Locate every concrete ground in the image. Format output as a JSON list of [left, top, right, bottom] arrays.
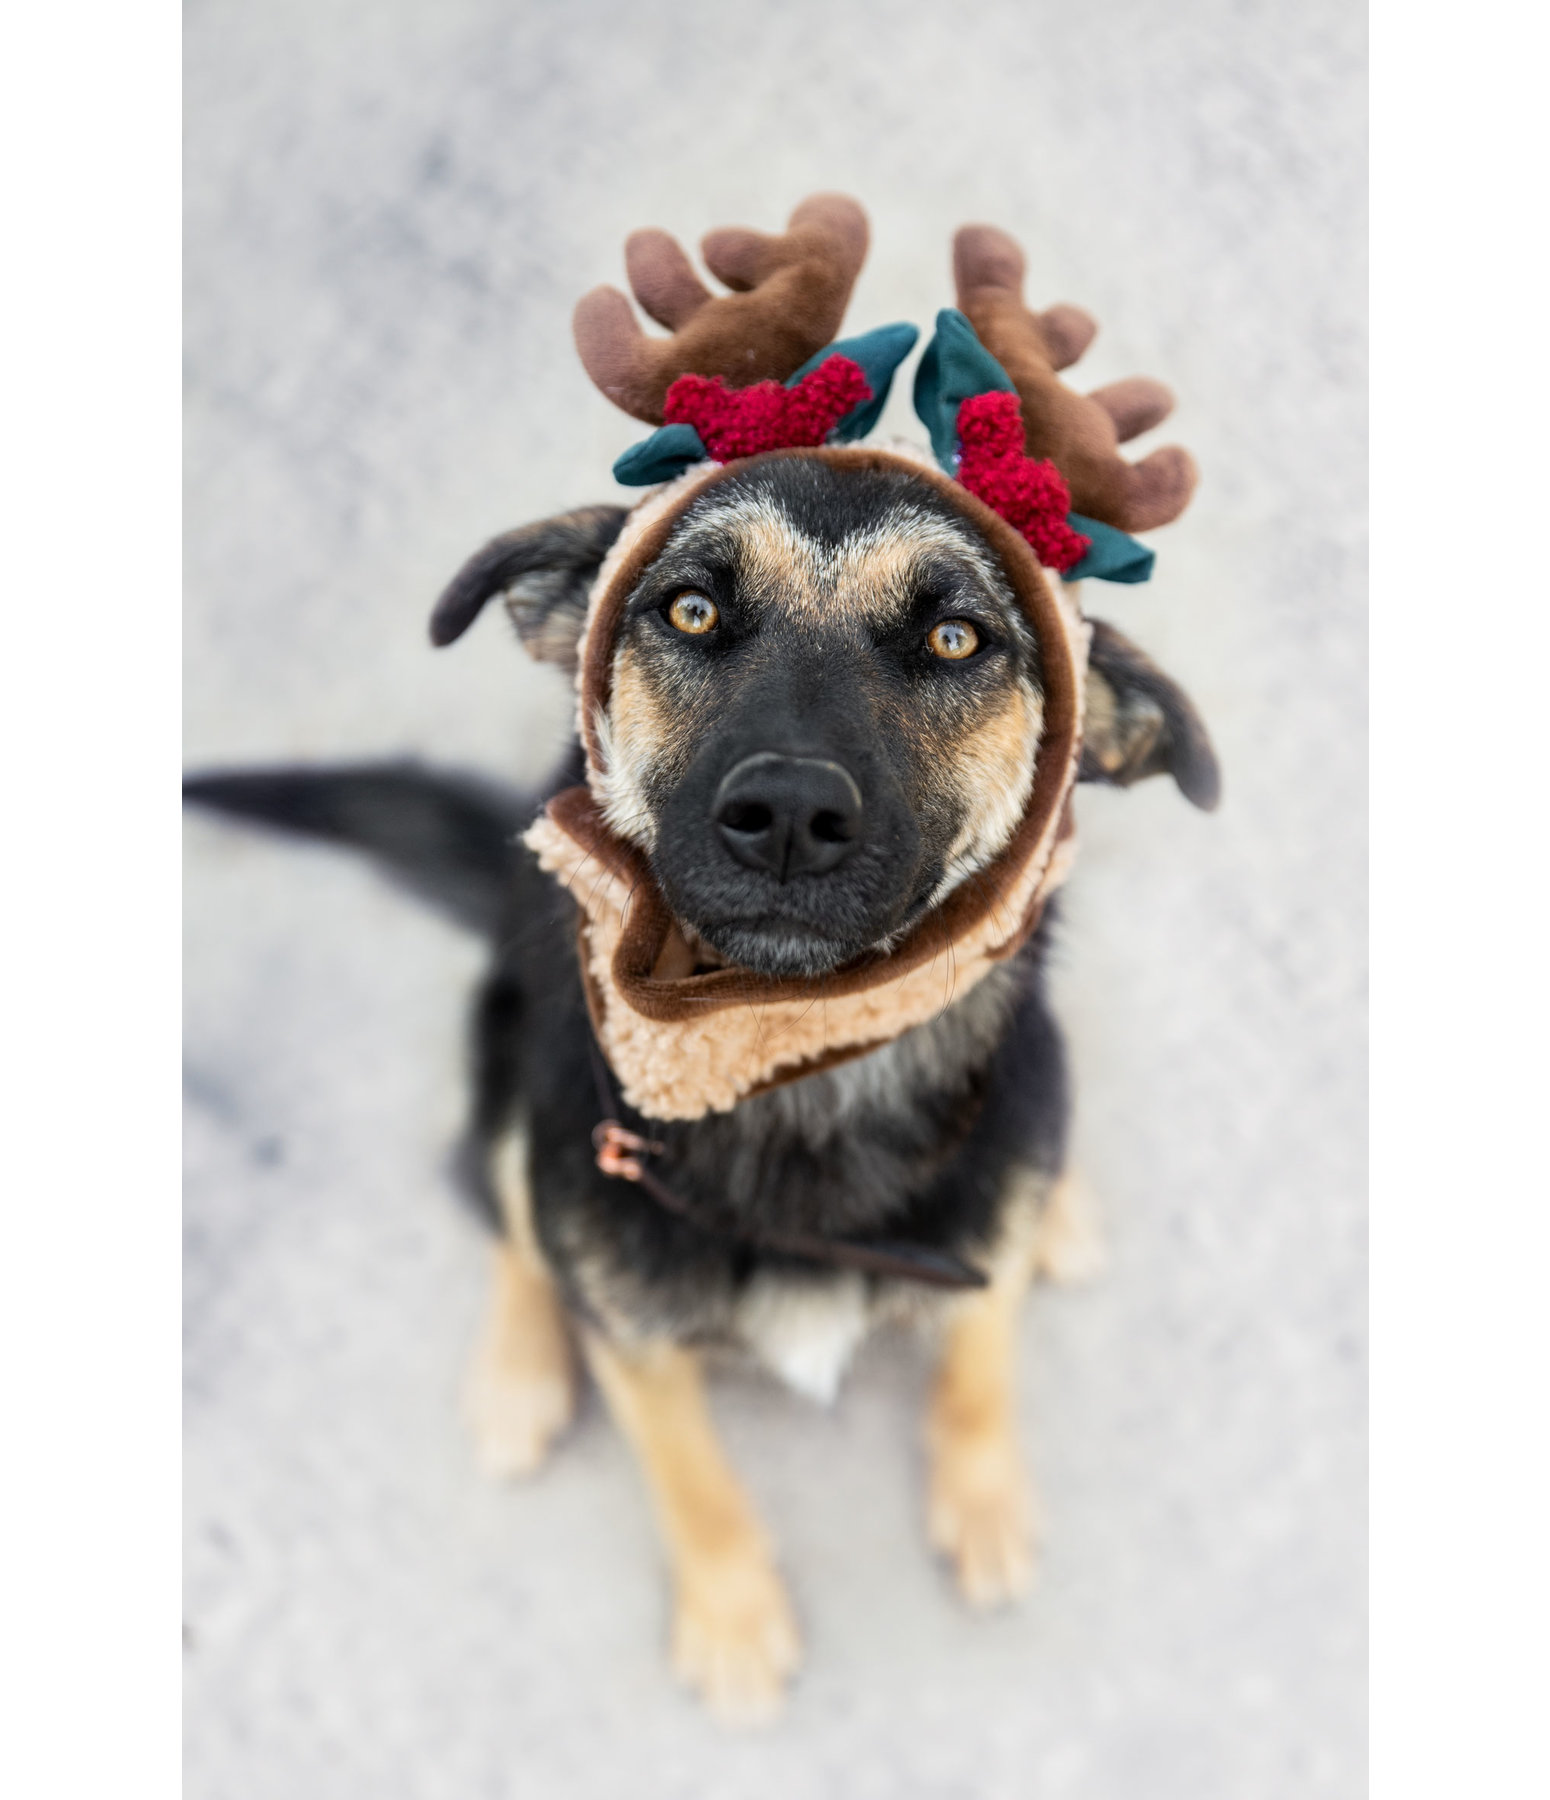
[[183, 2, 1365, 1793]]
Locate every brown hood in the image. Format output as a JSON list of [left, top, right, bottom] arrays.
[[524, 443, 1090, 1120]]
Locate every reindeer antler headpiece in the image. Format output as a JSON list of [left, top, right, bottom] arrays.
[[437, 195, 1211, 1120], [573, 194, 871, 423]]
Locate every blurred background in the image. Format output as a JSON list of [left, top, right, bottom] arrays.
[[184, 1, 1365, 1793]]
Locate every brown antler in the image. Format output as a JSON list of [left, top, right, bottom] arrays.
[[573, 194, 869, 424], [953, 225, 1198, 533]]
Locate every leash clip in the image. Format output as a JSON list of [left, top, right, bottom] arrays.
[[592, 1120, 664, 1182]]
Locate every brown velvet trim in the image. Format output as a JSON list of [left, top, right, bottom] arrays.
[[983, 797, 1073, 964], [741, 1030, 900, 1099], [548, 782, 647, 890]]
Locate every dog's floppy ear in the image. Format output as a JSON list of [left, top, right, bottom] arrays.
[[429, 504, 629, 666], [1080, 618, 1221, 810]]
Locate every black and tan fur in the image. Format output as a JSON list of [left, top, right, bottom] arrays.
[[185, 456, 1215, 1724]]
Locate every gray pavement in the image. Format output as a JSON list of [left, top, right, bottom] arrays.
[[184, 2, 1366, 1793]]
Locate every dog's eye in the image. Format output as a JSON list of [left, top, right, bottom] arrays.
[[927, 619, 980, 661], [668, 591, 719, 635]]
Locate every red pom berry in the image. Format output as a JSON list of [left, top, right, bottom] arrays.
[[954, 391, 1091, 574], [663, 355, 872, 461]]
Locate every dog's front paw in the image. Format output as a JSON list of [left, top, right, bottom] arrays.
[[463, 1340, 576, 1478], [927, 1439, 1038, 1609], [671, 1553, 802, 1726]]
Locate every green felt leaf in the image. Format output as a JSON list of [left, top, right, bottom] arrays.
[[612, 422, 707, 486], [787, 321, 919, 440], [1066, 515, 1154, 584], [911, 308, 1016, 467]]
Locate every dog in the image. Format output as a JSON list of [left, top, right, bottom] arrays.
[[185, 198, 1217, 1723]]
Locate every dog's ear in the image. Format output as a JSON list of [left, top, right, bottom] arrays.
[[1079, 618, 1221, 810], [429, 504, 629, 667]]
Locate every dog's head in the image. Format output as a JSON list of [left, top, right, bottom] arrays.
[[592, 454, 1044, 976], [431, 455, 1217, 981]]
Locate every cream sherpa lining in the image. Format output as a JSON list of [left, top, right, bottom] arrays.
[[525, 444, 1090, 1122]]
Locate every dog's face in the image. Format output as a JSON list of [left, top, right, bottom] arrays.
[[596, 460, 1045, 977]]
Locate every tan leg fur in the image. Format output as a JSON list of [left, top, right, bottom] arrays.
[[1032, 1167, 1108, 1285], [583, 1332, 800, 1726], [463, 1129, 577, 1477], [925, 1171, 1046, 1608]]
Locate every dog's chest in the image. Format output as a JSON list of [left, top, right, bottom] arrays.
[[689, 998, 1017, 1399], [730, 1259, 935, 1404], [665, 966, 1020, 1236], [733, 1269, 873, 1403]]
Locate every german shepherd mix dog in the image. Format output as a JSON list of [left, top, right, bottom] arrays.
[[186, 198, 1217, 1723]]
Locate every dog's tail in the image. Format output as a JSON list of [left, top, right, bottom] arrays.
[[183, 762, 542, 937]]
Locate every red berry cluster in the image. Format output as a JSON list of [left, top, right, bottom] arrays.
[[954, 392, 1091, 574], [663, 355, 872, 462]]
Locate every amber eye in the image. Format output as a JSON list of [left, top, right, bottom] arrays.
[[927, 618, 980, 660], [668, 591, 719, 635]]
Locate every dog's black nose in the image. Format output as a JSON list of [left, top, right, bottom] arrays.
[[713, 753, 863, 880]]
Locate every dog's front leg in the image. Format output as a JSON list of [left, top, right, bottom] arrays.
[[464, 1127, 577, 1477], [925, 1177, 1045, 1609], [583, 1332, 800, 1725], [464, 1240, 577, 1477]]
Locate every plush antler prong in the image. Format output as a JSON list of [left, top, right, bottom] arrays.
[[953, 227, 1097, 369], [700, 193, 868, 293], [1087, 376, 1176, 443], [572, 285, 660, 418], [952, 223, 1198, 533], [696, 227, 768, 295], [574, 195, 870, 426], [1035, 303, 1098, 371], [624, 231, 715, 329]]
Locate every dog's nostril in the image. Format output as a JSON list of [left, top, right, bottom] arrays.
[[809, 809, 853, 844], [719, 800, 775, 836], [712, 753, 864, 880]]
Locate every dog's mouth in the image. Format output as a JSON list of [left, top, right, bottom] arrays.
[[690, 914, 871, 980], [661, 862, 948, 982]]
